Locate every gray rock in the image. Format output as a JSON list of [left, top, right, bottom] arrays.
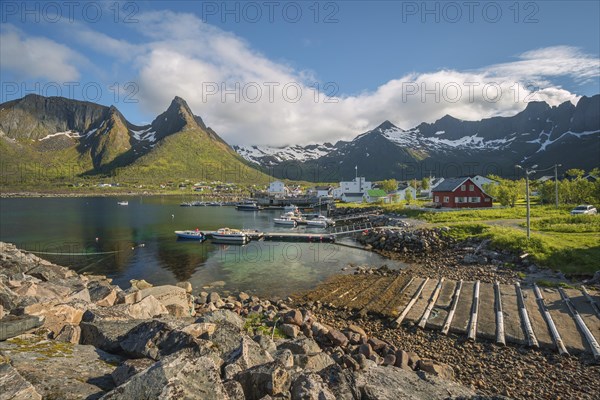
[[224, 379, 246, 400], [297, 352, 335, 372], [88, 281, 118, 307], [101, 353, 227, 400], [318, 365, 360, 400], [235, 360, 292, 400], [0, 362, 42, 400], [253, 334, 278, 356], [197, 309, 245, 330], [354, 364, 474, 399], [111, 358, 155, 386], [54, 324, 81, 343], [119, 320, 203, 360], [291, 372, 336, 400], [278, 337, 321, 355], [0, 315, 43, 341], [416, 358, 455, 381], [0, 335, 122, 400], [226, 335, 274, 371], [281, 323, 300, 338], [80, 319, 144, 353]]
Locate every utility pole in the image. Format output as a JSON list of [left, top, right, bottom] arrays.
[[516, 164, 537, 240], [554, 163, 562, 208]]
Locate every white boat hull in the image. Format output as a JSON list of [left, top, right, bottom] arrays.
[[175, 231, 206, 240], [274, 219, 297, 226], [306, 220, 327, 228]]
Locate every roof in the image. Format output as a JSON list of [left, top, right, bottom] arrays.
[[432, 177, 470, 192], [343, 192, 365, 197], [367, 189, 387, 197], [315, 186, 331, 190]]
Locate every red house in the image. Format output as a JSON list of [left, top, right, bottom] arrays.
[[432, 177, 493, 208]]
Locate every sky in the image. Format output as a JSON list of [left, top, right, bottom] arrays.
[[1, 1, 599, 146]]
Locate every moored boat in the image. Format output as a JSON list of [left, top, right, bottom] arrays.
[[117, 201, 128, 206], [236, 201, 261, 211], [306, 215, 334, 227], [175, 230, 206, 241], [273, 214, 298, 226], [210, 227, 249, 244]]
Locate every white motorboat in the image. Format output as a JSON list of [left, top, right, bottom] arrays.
[[283, 204, 299, 213], [117, 201, 128, 206], [273, 214, 298, 226], [306, 215, 334, 227], [210, 228, 249, 244], [174, 230, 206, 241]]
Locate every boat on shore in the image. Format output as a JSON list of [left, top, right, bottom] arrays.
[[210, 227, 249, 244], [117, 201, 128, 206], [174, 230, 206, 241], [236, 201, 261, 211]]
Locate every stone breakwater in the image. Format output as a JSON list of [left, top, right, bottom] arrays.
[[0, 242, 476, 399]]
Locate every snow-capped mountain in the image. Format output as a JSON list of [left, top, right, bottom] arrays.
[[234, 96, 600, 180]]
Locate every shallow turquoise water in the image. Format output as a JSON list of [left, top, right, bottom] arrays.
[[0, 196, 401, 297]]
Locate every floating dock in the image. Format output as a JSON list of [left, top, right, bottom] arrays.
[[263, 232, 336, 243]]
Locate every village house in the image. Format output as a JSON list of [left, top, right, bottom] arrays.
[[315, 185, 333, 198], [341, 192, 365, 203], [364, 189, 388, 203], [432, 177, 493, 208], [393, 183, 417, 201], [332, 177, 372, 200], [267, 180, 289, 197]]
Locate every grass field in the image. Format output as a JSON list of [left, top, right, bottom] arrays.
[[338, 202, 599, 276]]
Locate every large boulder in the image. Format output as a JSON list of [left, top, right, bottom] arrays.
[[291, 373, 336, 400], [235, 360, 292, 400], [100, 353, 228, 400], [0, 334, 122, 400], [197, 309, 245, 330], [80, 319, 145, 353], [139, 285, 194, 317], [110, 358, 155, 386], [0, 315, 43, 341], [354, 364, 474, 399], [0, 362, 42, 400]]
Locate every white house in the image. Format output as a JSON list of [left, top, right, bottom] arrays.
[[267, 180, 288, 196], [470, 175, 498, 189], [422, 177, 445, 198], [394, 184, 417, 201], [315, 186, 332, 198], [332, 177, 372, 200], [341, 192, 365, 203]]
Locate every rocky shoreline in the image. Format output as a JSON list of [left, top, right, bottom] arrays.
[[0, 242, 477, 399]]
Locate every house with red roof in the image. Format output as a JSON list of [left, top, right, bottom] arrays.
[[432, 177, 493, 208]]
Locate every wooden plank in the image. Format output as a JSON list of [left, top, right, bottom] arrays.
[[388, 277, 423, 317], [534, 285, 570, 355], [405, 278, 435, 323], [393, 278, 429, 327], [475, 281, 496, 341], [357, 274, 409, 316], [565, 288, 600, 351], [521, 287, 553, 348], [426, 280, 457, 330], [499, 283, 526, 345], [516, 283, 539, 348], [441, 280, 462, 335], [450, 280, 474, 335], [581, 286, 600, 318], [560, 288, 600, 360], [495, 282, 506, 346], [467, 281, 480, 341], [418, 278, 445, 328]]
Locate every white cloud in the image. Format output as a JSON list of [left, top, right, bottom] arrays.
[[6, 12, 599, 146], [0, 25, 84, 82]]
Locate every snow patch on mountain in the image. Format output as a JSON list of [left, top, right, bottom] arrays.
[[38, 130, 83, 141], [130, 127, 156, 142], [234, 143, 335, 164]]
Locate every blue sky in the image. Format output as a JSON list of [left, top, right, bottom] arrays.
[[1, 1, 599, 146]]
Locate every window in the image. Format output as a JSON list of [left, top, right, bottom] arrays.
[[469, 197, 480, 203], [469, 185, 475, 191], [443, 196, 450, 203], [460, 185, 466, 191], [434, 196, 439, 203], [485, 198, 490, 202]]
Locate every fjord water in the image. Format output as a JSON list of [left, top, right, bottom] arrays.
[[0, 197, 400, 297]]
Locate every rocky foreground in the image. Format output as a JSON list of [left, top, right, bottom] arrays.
[[0, 242, 479, 400]]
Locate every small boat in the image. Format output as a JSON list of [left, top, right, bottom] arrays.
[[236, 201, 261, 211], [306, 215, 335, 228], [273, 214, 298, 226], [117, 201, 128, 206], [210, 227, 249, 244], [175, 230, 206, 241], [180, 202, 193, 207], [284, 204, 299, 213]]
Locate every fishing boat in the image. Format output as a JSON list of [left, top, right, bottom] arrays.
[[306, 215, 335, 228], [117, 201, 129, 206], [174, 230, 206, 241], [273, 213, 298, 226], [236, 201, 261, 211], [210, 227, 249, 244]]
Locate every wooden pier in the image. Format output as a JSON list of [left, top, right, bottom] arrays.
[[303, 274, 600, 360], [263, 232, 336, 243]]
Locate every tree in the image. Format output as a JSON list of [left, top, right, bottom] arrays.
[[491, 178, 523, 207], [566, 169, 585, 179], [380, 179, 398, 193], [405, 190, 413, 204], [421, 177, 430, 191]]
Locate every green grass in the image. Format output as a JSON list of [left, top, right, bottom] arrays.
[[526, 215, 600, 233], [443, 223, 599, 276], [535, 279, 575, 289], [243, 313, 285, 339]]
